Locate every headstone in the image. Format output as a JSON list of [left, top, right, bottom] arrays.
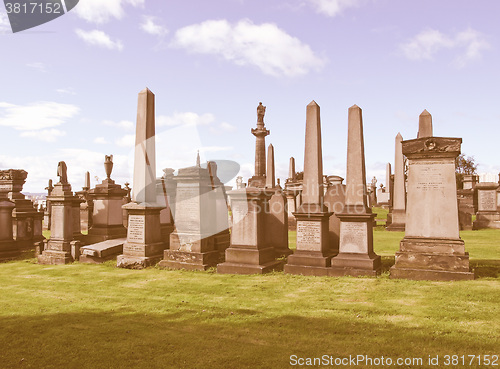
[[462, 174, 478, 190], [369, 176, 377, 206], [0, 169, 44, 250], [76, 171, 93, 233], [117, 88, 167, 269], [390, 110, 474, 281], [86, 155, 128, 244], [473, 182, 500, 229], [38, 161, 82, 264], [79, 238, 126, 264], [284, 156, 300, 229], [157, 168, 176, 247], [248, 102, 269, 188], [330, 105, 381, 276], [284, 101, 333, 276], [217, 187, 282, 274], [323, 177, 345, 255], [159, 160, 220, 271], [386, 133, 406, 231]]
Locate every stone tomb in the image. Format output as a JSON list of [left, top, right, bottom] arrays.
[[79, 238, 126, 263], [0, 196, 18, 261], [473, 182, 500, 229], [390, 127, 474, 280]]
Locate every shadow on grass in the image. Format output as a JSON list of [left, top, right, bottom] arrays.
[[0, 311, 498, 369]]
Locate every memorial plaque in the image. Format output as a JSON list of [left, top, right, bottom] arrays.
[[412, 161, 446, 191], [478, 190, 497, 212], [296, 220, 321, 251], [0, 184, 11, 191], [339, 222, 367, 254], [175, 186, 200, 230], [128, 215, 145, 243]]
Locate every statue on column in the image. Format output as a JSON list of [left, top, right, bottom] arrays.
[[257, 102, 266, 123]]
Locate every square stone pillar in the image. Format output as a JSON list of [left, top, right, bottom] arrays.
[[0, 198, 19, 261]]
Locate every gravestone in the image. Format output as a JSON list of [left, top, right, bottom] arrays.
[[43, 179, 54, 230], [369, 177, 377, 207], [323, 177, 345, 256], [79, 238, 126, 264], [217, 187, 282, 274], [284, 101, 333, 276], [248, 102, 269, 188], [386, 133, 406, 231], [159, 160, 219, 271], [38, 161, 82, 264], [157, 168, 176, 247], [117, 88, 167, 269], [0, 169, 44, 250], [390, 110, 474, 281], [76, 171, 93, 232], [0, 195, 18, 261], [330, 105, 381, 276], [473, 182, 500, 229], [284, 157, 300, 229], [86, 155, 128, 244]]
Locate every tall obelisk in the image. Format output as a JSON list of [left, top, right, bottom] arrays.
[[117, 88, 166, 269], [248, 102, 269, 188], [386, 133, 406, 231]]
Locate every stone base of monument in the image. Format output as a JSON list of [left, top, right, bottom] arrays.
[[329, 253, 381, 276], [116, 244, 165, 269], [390, 237, 475, 281], [37, 239, 81, 265], [217, 247, 283, 274], [214, 230, 230, 259], [274, 246, 293, 258], [79, 238, 126, 264], [161, 224, 175, 248], [159, 232, 219, 271], [284, 251, 333, 276], [247, 175, 266, 188], [85, 225, 127, 245], [473, 212, 500, 230], [386, 209, 405, 232], [0, 240, 20, 261]]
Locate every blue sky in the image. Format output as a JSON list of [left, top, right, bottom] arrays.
[[1, 0, 499, 192]]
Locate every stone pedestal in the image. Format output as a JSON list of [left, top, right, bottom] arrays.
[[268, 188, 291, 257], [390, 132, 474, 281], [38, 175, 81, 265], [217, 188, 282, 274], [324, 182, 345, 255], [157, 168, 176, 248], [473, 183, 500, 229], [0, 199, 19, 261], [87, 178, 128, 244], [159, 165, 219, 271], [117, 203, 166, 268], [330, 105, 381, 277], [248, 102, 270, 188]]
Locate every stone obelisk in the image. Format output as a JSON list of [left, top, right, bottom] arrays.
[[391, 110, 474, 280], [386, 133, 406, 231], [248, 102, 269, 188], [330, 105, 381, 276], [117, 88, 167, 269], [284, 101, 333, 276]]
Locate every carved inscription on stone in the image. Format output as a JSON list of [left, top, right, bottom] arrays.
[[478, 190, 497, 212], [412, 161, 445, 191], [340, 222, 367, 254], [128, 215, 145, 243], [297, 221, 321, 250]]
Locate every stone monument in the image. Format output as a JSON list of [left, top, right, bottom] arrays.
[[386, 133, 406, 231], [43, 179, 54, 230], [284, 101, 334, 276], [117, 88, 167, 269], [473, 182, 500, 229], [248, 102, 269, 188], [0, 192, 18, 261], [76, 171, 93, 233], [323, 176, 345, 256], [157, 167, 176, 246], [330, 105, 381, 277], [38, 162, 82, 264], [390, 110, 474, 281]]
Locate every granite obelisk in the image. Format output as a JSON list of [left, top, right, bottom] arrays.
[[330, 105, 381, 276], [386, 133, 406, 231]]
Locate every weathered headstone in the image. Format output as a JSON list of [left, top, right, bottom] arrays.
[[473, 182, 500, 229], [390, 110, 474, 281], [86, 155, 128, 244], [386, 133, 406, 231], [38, 162, 82, 264], [324, 177, 345, 256], [117, 88, 167, 269], [330, 105, 381, 276], [284, 101, 333, 276], [248, 102, 269, 188], [76, 171, 93, 233]]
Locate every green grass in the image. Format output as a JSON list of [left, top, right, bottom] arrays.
[[1, 226, 498, 368]]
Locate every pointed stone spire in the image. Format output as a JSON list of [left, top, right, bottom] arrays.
[[132, 88, 157, 204], [344, 105, 368, 210], [418, 109, 433, 138], [196, 150, 201, 167], [301, 100, 324, 207], [393, 133, 405, 211], [385, 163, 391, 193], [288, 157, 296, 181], [266, 144, 275, 188], [84, 171, 90, 190]]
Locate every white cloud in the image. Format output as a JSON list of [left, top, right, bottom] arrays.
[[26, 62, 47, 72], [56, 88, 76, 95], [0, 11, 10, 33], [0, 101, 79, 131], [93, 137, 108, 144], [199, 146, 233, 153], [157, 112, 215, 127], [74, 0, 144, 24], [400, 28, 490, 68], [115, 134, 135, 147], [20, 129, 66, 142], [219, 122, 236, 132], [308, 0, 361, 17], [103, 119, 135, 131], [140, 16, 168, 36], [171, 19, 326, 77], [75, 29, 124, 51]]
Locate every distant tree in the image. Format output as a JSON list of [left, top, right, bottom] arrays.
[[455, 154, 478, 189]]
